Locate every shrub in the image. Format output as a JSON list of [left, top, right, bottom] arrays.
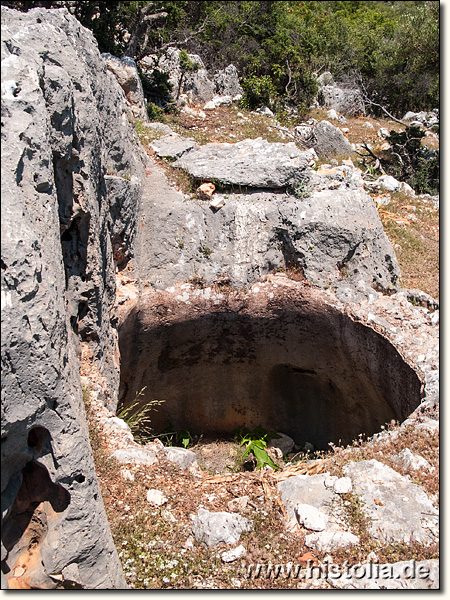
[[146, 102, 166, 122], [241, 74, 279, 111], [385, 126, 439, 195], [139, 67, 173, 106]]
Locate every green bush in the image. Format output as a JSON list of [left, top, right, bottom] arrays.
[[241, 74, 279, 110], [146, 102, 166, 122], [7, 1, 439, 119], [385, 126, 439, 195]]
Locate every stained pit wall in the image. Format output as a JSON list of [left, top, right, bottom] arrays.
[[118, 288, 423, 450]]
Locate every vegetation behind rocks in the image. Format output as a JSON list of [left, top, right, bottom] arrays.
[[3, 1, 439, 117]]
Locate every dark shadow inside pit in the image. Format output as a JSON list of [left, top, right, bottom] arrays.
[[118, 297, 423, 450]]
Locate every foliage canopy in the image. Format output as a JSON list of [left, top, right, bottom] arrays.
[[2, 1, 439, 115]]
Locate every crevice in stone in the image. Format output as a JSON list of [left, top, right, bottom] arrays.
[[1, 460, 71, 589]]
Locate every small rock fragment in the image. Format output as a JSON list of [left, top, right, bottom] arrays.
[[165, 446, 197, 469], [295, 504, 328, 531], [227, 496, 249, 513], [305, 530, 359, 552], [111, 447, 158, 466], [268, 432, 295, 456], [146, 489, 168, 506], [197, 182, 216, 200], [210, 196, 225, 210], [191, 508, 253, 547], [333, 477, 352, 494], [221, 545, 246, 563], [120, 469, 135, 482], [392, 448, 433, 472]]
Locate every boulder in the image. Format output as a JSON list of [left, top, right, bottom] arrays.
[[307, 121, 353, 158], [191, 508, 253, 547], [144, 122, 174, 136], [377, 127, 390, 138], [277, 474, 336, 530], [138, 158, 400, 291], [164, 447, 197, 469], [392, 448, 433, 472], [318, 84, 365, 116], [103, 53, 148, 121], [112, 447, 158, 466], [140, 48, 215, 105], [204, 95, 234, 110], [295, 504, 328, 531], [327, 109, 339, 121], [370, 174, 415, 195], [150, 133, 198, 159], [268, 433, 295, 456], [403, 110, 438, 129], [255, 106, 275, 116], [173, 138, 314, 189], [343, 460, 438, 543], [213, 65, 243, 98]]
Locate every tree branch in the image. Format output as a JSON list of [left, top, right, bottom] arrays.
[[363, 97, 407, 125], [357, 76, 407, 125], [158, 15, 210, 53], [123, 4, 168, 58]]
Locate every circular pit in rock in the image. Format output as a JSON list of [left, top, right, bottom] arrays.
[[118, 283, 423, 450]]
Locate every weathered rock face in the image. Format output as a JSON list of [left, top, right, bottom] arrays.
[[306, 120, 353, 157], [103, 53, 148, 121], [140, 47, 216, 105], [1, 6, 147, 589], [343, 460, 438, 543], [316, 74, 365, 116], [140, 48, 242, 107], [213, 64, 243, 98], [138, 148, 399, 291], [173, 138, 314, 188]]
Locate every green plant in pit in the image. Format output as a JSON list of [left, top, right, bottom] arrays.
[[234, 426, 281, 471], [117, 388, 164, 444], [155, 422, 193, 448]]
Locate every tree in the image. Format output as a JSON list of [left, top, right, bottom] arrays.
[[122, 2, 168, 58]]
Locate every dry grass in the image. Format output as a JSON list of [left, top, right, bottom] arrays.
[[376, 192, 439, 299], [83, 376, 439, 589], [163, 105, 293, 146]]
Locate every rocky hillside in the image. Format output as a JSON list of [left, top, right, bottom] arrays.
[[1, 7, 439, 590]]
